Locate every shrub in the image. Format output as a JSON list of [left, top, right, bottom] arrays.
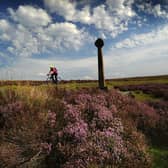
[[46, 89, 152, 168], [115, 83, 168, 100], [0, 87, 153, 168], [147, 100, 168, 146], [115, 83, 168, 146]]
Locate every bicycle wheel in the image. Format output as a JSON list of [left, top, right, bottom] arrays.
[[46, 76, 52, 84]]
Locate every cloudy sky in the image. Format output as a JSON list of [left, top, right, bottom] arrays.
[[0, 0, 168, 80]]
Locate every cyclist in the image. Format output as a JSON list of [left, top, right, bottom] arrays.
[[48, 65, 58, 83]]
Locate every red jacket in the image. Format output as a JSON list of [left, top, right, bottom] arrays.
[[50, 67, 57, 74]]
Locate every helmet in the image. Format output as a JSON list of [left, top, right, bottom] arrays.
[[50, 64, 54, 68]]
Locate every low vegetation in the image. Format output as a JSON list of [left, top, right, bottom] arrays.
[[0, 75, 167, 167]]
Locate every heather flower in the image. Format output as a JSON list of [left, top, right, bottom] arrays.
[[97, 105, 113, 122], [55, 89, 151, 167], [63, 159, 86, 168], [0, 101, 24, 128], [75, 93, 92, 105], [0, 87, 153, 168], [48, 110, 56, 128], [92, 94, 107, 106], [64, 104, 80, 123], [40, 142, 52, 154], [63, 120, 88, 142], [0, 101, 23, 116], [110, 104, 118, 113]]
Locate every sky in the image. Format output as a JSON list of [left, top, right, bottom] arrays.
[[0, 0, 168, 80]]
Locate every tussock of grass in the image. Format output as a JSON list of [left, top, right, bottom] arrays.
[[149, 147, 168, 168], [132, 91, 160, 101]]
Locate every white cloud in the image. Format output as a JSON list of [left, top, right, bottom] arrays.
[[114, 24, 168, 49], [91, 0, 135, 37], [91, 4, 130, 37], [95, 24, 168, 78], [0, 55, 98, 80], [101, 46, 168, 79], [106, 0, 135, 17], [44, 0, 92, 24], [45, 22, 90, 50], [2, 24, 40, 58], [0, 5, 92, 59], [44, 0, 76, 19], [0, 19, 10, 31], [137, 3, 168, 19], [44, 0, 136, 38], [8, 5, 52, 28], [1, 37, 168, 80], [0, 52, 14, 69], [1, 20, 168, 80], [0, 19, 11, 41]]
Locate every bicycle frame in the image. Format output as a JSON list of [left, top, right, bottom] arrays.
[[46, 74, 61, 84]]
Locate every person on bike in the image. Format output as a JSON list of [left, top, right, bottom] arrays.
[[48, 65, 58, 83]]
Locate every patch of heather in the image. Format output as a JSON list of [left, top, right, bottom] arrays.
[[47, 110, 57, 128], [0, 87, 155, 167], [62, 119, 88, 143], [114, 83, 168, 145], [63, 103, 81, 123], [115, 83, 168, 101], [105, 90, 159, 136], [0, 101, 24, 128], [147, 100, 168, 146], [40, 142, 52, 155], [48, 89, 152, 168]]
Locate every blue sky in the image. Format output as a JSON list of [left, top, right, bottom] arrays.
[[0, 0, 168, 80]]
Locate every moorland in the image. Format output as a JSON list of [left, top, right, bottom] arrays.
[[0, 75, 168, 168]]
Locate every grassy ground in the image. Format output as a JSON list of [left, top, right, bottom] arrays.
[[0, 75, 168, 87], [0, 75, 168, 167], [119, 90, 161, 102], [43, 75, 168, 90], [149, 147, 168, 168], [107, 75, 168, 87]]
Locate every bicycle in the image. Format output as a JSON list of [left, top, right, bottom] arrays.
[[46, 74, 62, 84]]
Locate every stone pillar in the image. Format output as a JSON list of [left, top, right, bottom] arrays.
[[95, 38, 107, 90]]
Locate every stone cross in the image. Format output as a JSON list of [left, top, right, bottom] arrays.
[[95, 38, 107, 90]]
